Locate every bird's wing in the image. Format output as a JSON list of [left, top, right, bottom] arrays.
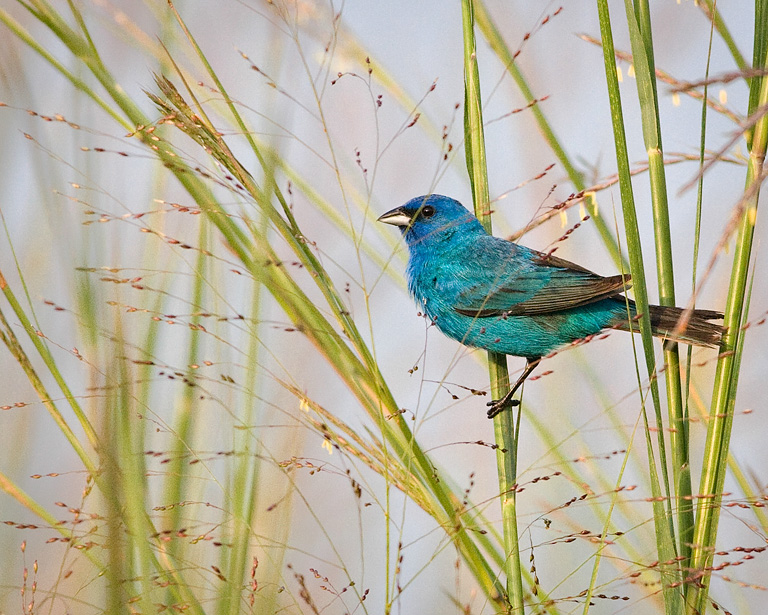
[[453, 244, 632, 318]]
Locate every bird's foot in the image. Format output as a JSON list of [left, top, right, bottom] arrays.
[[486, 397, 520, 419]]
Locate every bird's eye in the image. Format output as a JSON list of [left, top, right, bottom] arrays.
[[421, 205, 435, 218]]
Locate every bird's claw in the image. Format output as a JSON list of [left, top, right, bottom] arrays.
[[486, 397, 520, 419]]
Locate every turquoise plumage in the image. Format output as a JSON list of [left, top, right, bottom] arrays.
[[379, 194, 723, 417]]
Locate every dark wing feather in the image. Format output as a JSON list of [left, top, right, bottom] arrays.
[[530, 251, 595, 274], [453, 244, 632, 318]]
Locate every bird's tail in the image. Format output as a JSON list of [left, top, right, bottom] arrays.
[[615, 304, 724, 347]]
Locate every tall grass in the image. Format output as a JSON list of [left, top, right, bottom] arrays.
[[0, 2, 765, 614]]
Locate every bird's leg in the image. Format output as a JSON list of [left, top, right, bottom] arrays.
[[486, 357, 541, 419]]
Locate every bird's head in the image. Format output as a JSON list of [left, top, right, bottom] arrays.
[[377, 195, 486, 248]]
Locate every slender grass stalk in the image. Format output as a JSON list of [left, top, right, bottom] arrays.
[[684, 3, 717, 590], [461, 1, 523, 611], [0, 274, 98, 473], [217, 175, 273, 615], [163, 222, 209, 600], [697, 0, 748, 72]]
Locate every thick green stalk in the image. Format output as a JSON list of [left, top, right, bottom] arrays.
[[594, 2, 683, 613], [688, 36, 768, 614], [462, 1, 523, 611], [623, 0, 691, 573], [745, 1, 768, 145]]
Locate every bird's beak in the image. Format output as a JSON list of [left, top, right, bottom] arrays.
[[377, 207, 413, 227]]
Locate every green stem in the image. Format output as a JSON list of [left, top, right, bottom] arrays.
[[0, 274, 99, 471], [462, 0, 523, 610], [697, 0, 749, 72], [624, 0, 691, 580], [684, 6, 718, 594]]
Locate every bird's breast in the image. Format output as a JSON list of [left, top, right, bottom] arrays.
[[408, 258, 470, 326]]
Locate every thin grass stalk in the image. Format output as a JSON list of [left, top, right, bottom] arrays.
[[163, 223, 209, 596], [461, 0, 523, 610], [102, 411, 132, 615], [622, 0, 691, 572], [594, 2, 684, 613], [220, 191, 269, 615], [119, 364, 157, 614], [622, 0, 677, 511], [596, 1, 658, 515], [684, 5, 718, 588], [697, 0, 748, 72], [0, 276, 98, 473], [688, 31, 768, 615]]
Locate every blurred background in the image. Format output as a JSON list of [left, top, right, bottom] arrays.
[[0, 1, 765, 613]]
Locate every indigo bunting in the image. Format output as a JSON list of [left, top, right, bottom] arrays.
[[379, 194, 723, 418]]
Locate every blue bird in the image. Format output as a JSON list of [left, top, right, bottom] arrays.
[[379, 194, 724, 418]]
